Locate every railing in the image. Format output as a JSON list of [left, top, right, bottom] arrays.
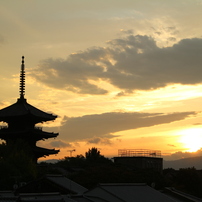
[[118, 149, 161, 158]]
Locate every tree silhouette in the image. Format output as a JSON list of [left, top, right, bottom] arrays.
[[0, 141, 37, 190], [85, 147, 112, 166], [85, 147, 102, 161]]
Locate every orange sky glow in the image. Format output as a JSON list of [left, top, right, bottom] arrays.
[[1, 0, 202, 161]]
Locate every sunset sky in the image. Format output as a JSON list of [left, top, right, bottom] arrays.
[[1, 0, 202, 161]]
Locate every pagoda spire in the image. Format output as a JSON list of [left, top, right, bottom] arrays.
[[20, 56, 25, 99]]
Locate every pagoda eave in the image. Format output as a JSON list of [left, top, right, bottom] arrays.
[[0, 129, 59, 141], [0, 98, 57, 123], [33, 146, 60, 158]]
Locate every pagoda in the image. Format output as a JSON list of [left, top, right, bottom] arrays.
[[0, 56, 59, 162]]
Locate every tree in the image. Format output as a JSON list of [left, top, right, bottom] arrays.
[[56, 154, 86, 169], [0, 140, 37, 190], [85, 147, 111, 165], [175, 167, 202, 197], [85, 147, 102, 160]]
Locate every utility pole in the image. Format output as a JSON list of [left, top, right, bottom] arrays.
[[67, 149, 76, 157]]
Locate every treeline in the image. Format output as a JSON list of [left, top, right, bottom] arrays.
[[163, 167, 202, 198], [41, 147, 164, 189], [0, 145, 202, 198], [39, 148, 202, 198], [0, 142, 37, 190]]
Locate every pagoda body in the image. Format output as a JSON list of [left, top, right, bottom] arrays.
[[0, 56, 59, 162]]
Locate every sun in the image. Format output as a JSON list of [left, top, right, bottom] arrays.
[[179, 128, 202, 152]]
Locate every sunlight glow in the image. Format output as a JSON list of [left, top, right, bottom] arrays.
[[179, 128, 202, 152]]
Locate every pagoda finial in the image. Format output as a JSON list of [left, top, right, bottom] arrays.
[[20, 56, 25, 99]]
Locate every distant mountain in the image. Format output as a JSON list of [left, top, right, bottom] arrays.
[[38, 159, 59, 164], [163, 156, 202, 170]]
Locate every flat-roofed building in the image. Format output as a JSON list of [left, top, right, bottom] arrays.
[[114, 149, 163, 172]]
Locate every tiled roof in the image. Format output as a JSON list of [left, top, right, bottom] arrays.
[[16, 175, 88, 196], [84, 183, 176, 202], [0, 98, 57, 122], [46, 175, 88, 195]]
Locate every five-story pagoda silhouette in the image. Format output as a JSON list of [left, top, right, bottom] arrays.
[[0, 56, 59, 162]]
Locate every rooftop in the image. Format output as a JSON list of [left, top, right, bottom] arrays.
[[118, 149, 161, 158]]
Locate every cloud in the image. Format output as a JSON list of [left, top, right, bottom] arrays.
[[167, 37, 176, 42], [31, 34, 202, 95], [164, 148, 202, 160], [48, 140, 72, 148], [31, 50, 109, 95], [120, 29, 134, 35], [86, 137, 112, 145], [57, 111, 196, 141], [0, 34, 5, 45], [193, 123, 202, 126], [167, 144, 176, 147]]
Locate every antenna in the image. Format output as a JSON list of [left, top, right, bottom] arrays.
[[67, 149, 76, 157], [20, 56, 25, 99]]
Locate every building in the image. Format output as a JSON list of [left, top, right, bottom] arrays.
[[0, 178, 200, 201], [16, 174, 88, 195], [81, 183, 176, 202], [114, 149, 163, 172], [0, 56, 59, 162]]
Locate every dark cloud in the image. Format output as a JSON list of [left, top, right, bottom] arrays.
[[32, 55, 108, 95], [120, 29, 134, 35], [31, 35, 202, 95], [193, 123, 202, 126], [49, 140, 72, 148], [58, 111, 197, 141], [116, 91, 126, 97], [165, 26, 179, 35], [167, 144, 176, 147], [155, 31, 161, 35], [86, 137, 112, 145], [167, 37, 176, 42], [164, 148, 202, 161]]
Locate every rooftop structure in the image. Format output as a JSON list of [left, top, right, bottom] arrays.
[[0, 56, 59, 162], [118, 149, 161, 158], [115, 149, 163, 172]]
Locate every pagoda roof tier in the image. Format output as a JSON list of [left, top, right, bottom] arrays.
[[0, 127, 58, 141], [0, 97, 57, 123], [33, 146, 60, 158]]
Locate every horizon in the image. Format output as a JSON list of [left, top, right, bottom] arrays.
[[1, 0, 202, 162], [38, 148, 202, 163]]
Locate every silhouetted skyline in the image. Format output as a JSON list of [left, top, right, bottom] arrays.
[[1, 0, 202, 161]]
